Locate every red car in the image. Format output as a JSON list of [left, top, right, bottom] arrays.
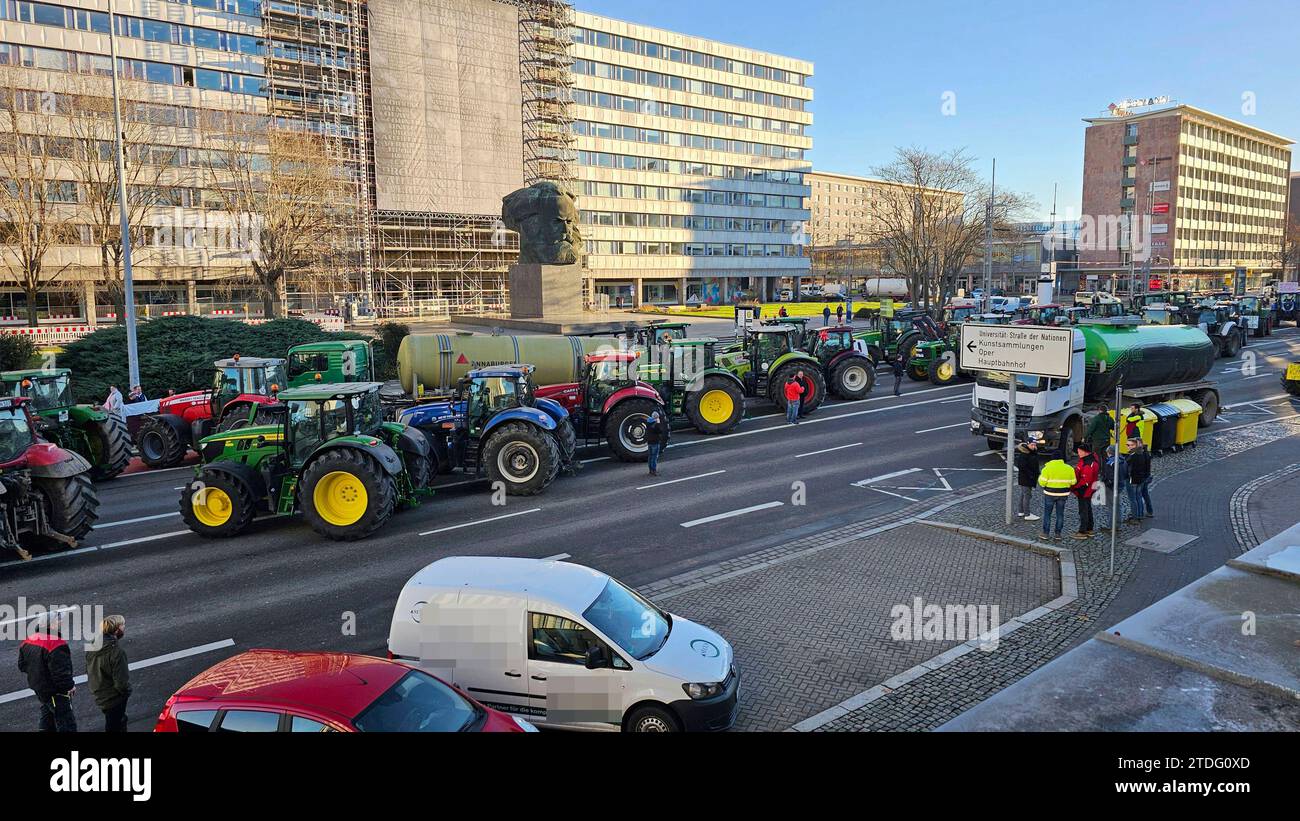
[[154, 650, 534, 733]]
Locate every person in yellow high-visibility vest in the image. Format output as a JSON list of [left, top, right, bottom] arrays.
[[1037, 457, 1076, 541]]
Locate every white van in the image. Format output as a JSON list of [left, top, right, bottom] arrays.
[[387, 557, 739, 732]]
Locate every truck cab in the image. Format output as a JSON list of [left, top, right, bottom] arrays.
[[970, 329, 1087, 455]]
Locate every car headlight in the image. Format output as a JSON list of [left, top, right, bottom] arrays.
[[1028, 430, 1045, 441], [683, 681, 724, 700], [511, 714, 539, 732], [970, 420, 980, 430]]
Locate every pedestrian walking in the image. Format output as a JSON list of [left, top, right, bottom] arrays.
[[1070, 443, 1100, 539], [644, 411, 669, 476], [783, 372, 805, 424], [1014, 441, 1041, 520], [85, 615, 131, 733], [103, 384, 124, 416], [1037, 456, 1076, 541], [1101, 444, 1129, 524], [836, 304, 844, 325], [18, 613, 77, 732], [1126, 437, 1154, 521], [889, 354, 905, 396], [1085, 401, 1114, 454], [822, 305, 831, 326]]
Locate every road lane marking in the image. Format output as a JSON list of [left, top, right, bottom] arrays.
[[637, 470, 726, 490], [1243, 372, 1277, 380], [419, 508, 541, 536], [866, 487, 919, 502], [541, 552, 570, 561], [680, 501, 784, 528], [0, 531, 190, 568], [117, 465, 194, 479], [0, 606, 76, 628], [97, 512, 181, 529], [973, 450, 997, 456], [794, 443, 860, 459], [914, 422, 968, 434], [852, 468, 921, 487], [0, 639, 236, 705]]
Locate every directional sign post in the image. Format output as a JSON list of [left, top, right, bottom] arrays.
[[961, 324, 1075, 524]]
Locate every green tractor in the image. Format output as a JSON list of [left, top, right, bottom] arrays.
[[179, 382, 432, 542], [634, 337, 748, 433], [624, 321, 692, 348], [717, 326, 827, 416], [0, 368, 133, 481]]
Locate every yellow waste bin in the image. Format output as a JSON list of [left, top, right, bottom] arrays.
[[1166, 398, 1203, 448], [1109, 407, 1157, 454]]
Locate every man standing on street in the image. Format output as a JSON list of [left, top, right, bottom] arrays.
[[822, 305, 831, 326], [1014, 441, 1041, 521], [1126, 438, 1154, 521], [18, 613, 77, 732], [836, 304, 844, 325], [1085, 401, 1113, 455], [1101, 444, 1129, 524], [1071, 443, 1100, 539], [889, 354, 905, 397], [783, 373, 805, 424], [644, 411, 669, 476], [86, 615, 131, 733], [1037, 456, 1075, 541]]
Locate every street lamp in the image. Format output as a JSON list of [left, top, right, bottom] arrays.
[[107, 0, 141, 389]]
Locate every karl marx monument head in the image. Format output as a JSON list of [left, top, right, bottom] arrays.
[[501, 181, 584, 266]]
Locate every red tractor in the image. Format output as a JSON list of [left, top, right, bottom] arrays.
[[536, 352, 666, 462], [0, 396, 99, 560], [134, 355, 288, 469]]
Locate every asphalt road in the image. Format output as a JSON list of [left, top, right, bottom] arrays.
[[3, 323, 1299, 731]]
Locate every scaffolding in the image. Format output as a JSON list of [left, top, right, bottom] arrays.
[[262, 0, 374, 304], [373, 210, 519, 316], [519, 0, 577, 192]]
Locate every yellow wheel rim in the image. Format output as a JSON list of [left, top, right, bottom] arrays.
[[936, 361, 954, 381], [699, 389, 735, 425], [193, 487, 233, 528], [313, 471, 369, 527]]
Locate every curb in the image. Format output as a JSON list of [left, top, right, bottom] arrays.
[[789, 520, 1079, 733]]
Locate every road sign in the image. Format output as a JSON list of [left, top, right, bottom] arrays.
[[1152, 202, 1170, 214], [959, 323, 1073, 379]]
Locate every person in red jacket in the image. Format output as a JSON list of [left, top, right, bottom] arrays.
[[1071, 443, 1101, 538], [18, 614, 77, 732], [783, 372, 805, 424]]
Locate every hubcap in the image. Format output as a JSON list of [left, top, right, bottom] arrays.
[[192, 486, 234, 528], [498, 442, 540, 482], [936, 361, 954, 381], [698, 390, 735, 424], [313, 471, 369, 527], [840, 367, 867, 391], [636, 715, 671, 732], [141, 431, 164, 461], [619, 415, 649, 452]]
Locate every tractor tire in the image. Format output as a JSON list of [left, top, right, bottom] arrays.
[[769, 364, 826, 416], [85, 413, 133, 481], [1058, 423, 1078, 460], [555, 417, 579, 473], [300, 448, 397, 541], [483, 422, 560, 496], [929, 351, 961, 386], [684, 375, 744, 434], [1193, 390, 1219, 428], [404, 448, 434, 490], [1284, 380, 1300, 398], [831, 357, 875, 400], [216, 406, 276, 432], [1223, 333, 1242, 358], [906, 363, 929, 382], [136, 415, 188, 469], [32, 474, 99, 548], [604, 398, 659, 462], [179, 470, 256, 539], [897, 336, 921, 369]]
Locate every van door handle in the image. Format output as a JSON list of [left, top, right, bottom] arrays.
[[504, 671, 521, 678], [530, 675, 547, 682]]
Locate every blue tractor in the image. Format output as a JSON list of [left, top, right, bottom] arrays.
[[397, 364, 578, 496]]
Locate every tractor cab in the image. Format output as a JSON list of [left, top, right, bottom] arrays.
[[278, 382, 385, 467], [807, 325, 858, 363], [1012, 304, 1072, 326], [744, 326, 796, 374], [626, 321, 691, 348], [1, 369, 73, 415], [209, 355, 287, 420], [1075, 291, 1129, 319], [458, 365, 540, 438], [0, 397, 36, 466], [762, 316, 813, 348], [939, 304, 981, 331], [581, 352, 644, 413]]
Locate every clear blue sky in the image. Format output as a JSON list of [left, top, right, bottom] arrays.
[[578, 0, 1300, 219]]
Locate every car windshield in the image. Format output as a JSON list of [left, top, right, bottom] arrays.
[[352, 670, 480, 732], [288, 351, 328, 379], [0, 408, 31, 462], [23, 375, 71, 411], [977, 371, 1049, 392], [581, 578, 671, 660]]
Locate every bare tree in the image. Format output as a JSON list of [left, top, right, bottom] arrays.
[[198, 113, 354, 318], [63, 76, 176, 324], [0, 68, 80, 325], [870, 147, 1034, 310]]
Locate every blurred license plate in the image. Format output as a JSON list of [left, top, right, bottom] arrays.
[[994, 427, 1007, 434]]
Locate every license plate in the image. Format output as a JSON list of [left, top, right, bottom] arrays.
[[58, 410, 69, 422], [994, 427, 1007, 434], [1288, 364, 1300, 381]]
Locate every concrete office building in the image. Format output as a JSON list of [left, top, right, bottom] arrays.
[[1080, 103, 1293, 292], [570, 12, 813, 306]]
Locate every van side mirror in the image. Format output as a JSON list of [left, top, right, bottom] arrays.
[[584, 645, 608, 670]]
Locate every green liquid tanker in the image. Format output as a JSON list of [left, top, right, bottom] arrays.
[[397, 333, 622, 396], [1079, 323, 1216, 402]]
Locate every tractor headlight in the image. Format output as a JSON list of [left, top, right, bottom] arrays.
[[683, 681, 724, 700]]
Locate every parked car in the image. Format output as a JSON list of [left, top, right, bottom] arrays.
[[153, 650, 534, 733], [389, 557, 740, 733]]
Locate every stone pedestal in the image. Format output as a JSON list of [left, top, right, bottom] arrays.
[[509, 263, 583, 319]]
